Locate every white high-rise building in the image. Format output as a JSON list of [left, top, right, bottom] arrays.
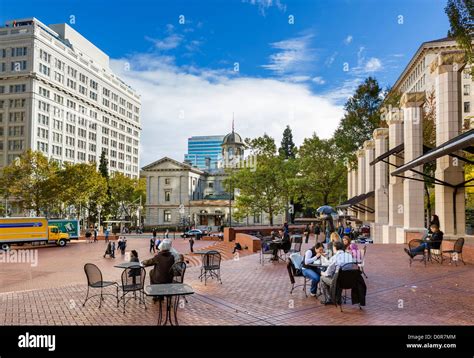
[[0, 18, 141, 178]]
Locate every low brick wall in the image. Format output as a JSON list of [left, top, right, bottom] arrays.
[[235, 233, 261, 253], [224, 225, 306, 242]]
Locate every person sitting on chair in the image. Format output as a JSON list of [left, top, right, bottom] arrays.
[[326, 232, 341, 258], [128, 250, 141, 278], [319, 241, 355, 304], [404, 224, 443, 258], [232, 242, 243, 254], [302, 243, 326, 296], [142, 241, 175, 284]]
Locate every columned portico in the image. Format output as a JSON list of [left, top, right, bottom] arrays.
[[363, 140, 375, 222], [396, 92, 426, 243], [356, 149, 366, 221], [383, 107, 404, 243], [373, 128, 389, 243], [431, 51, 466, 236]]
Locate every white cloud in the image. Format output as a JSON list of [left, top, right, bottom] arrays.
[[262, 34, 315, 75], [322, 78, 363, 104], [312, 76, 325, 85], [357, 46, 366, 67], [111, 54, 344, 167], [284, 75, 311, 83], [325, 51, 337, 67], [365, 57, 382, 72], [146, 34, 183, 50], [243, 0, 287, 15], [344, 35, 353, 45]]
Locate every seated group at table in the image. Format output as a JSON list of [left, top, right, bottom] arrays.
[[301, 234, 360, 303]]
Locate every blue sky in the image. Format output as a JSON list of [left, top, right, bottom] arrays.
[[0, 0, 451, 165]]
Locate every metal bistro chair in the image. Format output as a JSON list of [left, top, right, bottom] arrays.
[[171, 261, 188, 303], [118, 266, 147, 313], [442, 238, 466, 266], [83, 263, 119, 309], [277, 237, 292, 262], [288, 236, 303, 255], [287, 253, 308, 297], [407, 239, 428, 267], [332, 262, 364, 312], [428, 240, 444, 264], [260, 237, 275, 266], [200, 250, 222, 285]]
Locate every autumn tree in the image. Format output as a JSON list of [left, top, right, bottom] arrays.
[[0, 150, 59, 216], [445, 0, 474, 77]]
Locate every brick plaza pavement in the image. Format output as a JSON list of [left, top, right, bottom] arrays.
[[0, 239, 473, 325]]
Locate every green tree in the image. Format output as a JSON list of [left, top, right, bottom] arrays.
[[279, 125, 297, 159], [278, 125, 298, 221], [57, 162, 108, 222], [296, 135, 347, 209], [98, 150, 109, 180], [333, 77, 385, 165], [0, 150, 59, 216], [97, 149, 112, 221], [445, 0, 474, 77], [108, 173, 146, 221], [226, 135, 287, 225]]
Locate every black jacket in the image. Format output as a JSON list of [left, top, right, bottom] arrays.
[[430, 231, 443, 250], [336, 270, 367, 306]]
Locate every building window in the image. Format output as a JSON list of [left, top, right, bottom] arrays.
[[464, 84, 470, 96], [208, 182, 214, 188], [164, 190, 171, 202], [165, 178, 171, 185], [464, 102, 471, 113], [164, 210, 171, 223], [254, 213, 261, 224], [12, 47, 27, 57], [11, 61, 27, 71]]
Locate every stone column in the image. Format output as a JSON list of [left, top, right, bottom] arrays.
[[373, 128, 389, 243], [356, 149, 366, 222], [363, 140, 375, 222], [396, 92, 426, 244], [347, 165, 352, 200], [351, 169, 358, 201], [431, 52, 466, 236], [346, 165, 355, 218], [350, 168, 358, 222], [382, 106, 404, 243]]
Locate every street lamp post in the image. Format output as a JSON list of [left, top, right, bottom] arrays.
[[229, 175, 232, 228]]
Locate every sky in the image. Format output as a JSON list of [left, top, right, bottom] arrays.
[[0, 0, 451, 166]]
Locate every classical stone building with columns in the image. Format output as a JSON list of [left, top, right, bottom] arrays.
[[141, 130, 284, 229], [343, 37, 474, 244]]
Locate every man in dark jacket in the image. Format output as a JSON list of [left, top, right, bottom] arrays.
[[142, 240, 175, 285], [405, 224, 443, 257]]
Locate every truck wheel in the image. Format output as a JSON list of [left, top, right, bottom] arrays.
[[57, 239, 67, 247], [1, 243, 10, 251]]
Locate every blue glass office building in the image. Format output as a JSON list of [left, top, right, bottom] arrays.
[[184, 135, 225, 170]]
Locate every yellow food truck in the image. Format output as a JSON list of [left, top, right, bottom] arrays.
[[0, 217, 70, 251]]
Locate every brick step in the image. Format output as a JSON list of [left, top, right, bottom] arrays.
[[184, 241, 254, 267]]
